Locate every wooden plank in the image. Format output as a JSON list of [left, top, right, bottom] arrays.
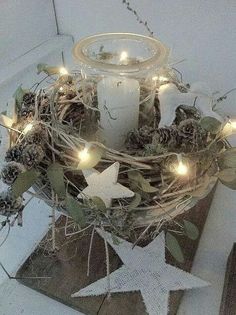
[[219, 243, 236, 315], [16, 184, 216, 315]]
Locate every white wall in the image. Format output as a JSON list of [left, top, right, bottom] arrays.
[[0, 0, 57, 68], [55, 0, 236, 115]]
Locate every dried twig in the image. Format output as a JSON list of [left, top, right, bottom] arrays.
[[121, 0, 154, 37]]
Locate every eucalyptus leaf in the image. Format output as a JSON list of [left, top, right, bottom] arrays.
[[47, 163, 66, 198], [12, 169, 40, 198], [166, 232, 184, 263], [111, 233, 121, 245], [128, 171, 158, 193], [219, 179, 236, 190], [218, 148, 236, 169], [37, 63, 48, 74], [218, 168, 236, 182], [13, 85, 27, 110], [127, 193, 141, 210], [65, 194, 86, 227], [200, 116, 222, 134], [183, 220, 199, 240], [140, 180, 159, 193], [128, 171, 140, 181], [218, 168, 236, 190], [91, 196, 107, 212], [37, 63, 61, 76]]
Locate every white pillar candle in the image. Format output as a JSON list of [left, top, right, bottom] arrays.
[[97, 76, 140, 149]]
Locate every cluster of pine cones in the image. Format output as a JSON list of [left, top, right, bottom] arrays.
[[5, 124, 47, 167], [0, 125, 48, 217], [0, 190, 23, 217], [126, 118, 207, 153], [19, 92, 36, 118]]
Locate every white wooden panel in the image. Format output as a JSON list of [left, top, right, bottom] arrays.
[[0, 0, 57, 67]]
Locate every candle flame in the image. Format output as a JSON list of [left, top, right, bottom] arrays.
[[120, 51, 128, 62]]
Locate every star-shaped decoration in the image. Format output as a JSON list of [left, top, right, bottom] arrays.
[[72, 230, 209, 315], [78, 162, 134, 207], [0, 100, 16, 165], [158, 82, 222, 128]]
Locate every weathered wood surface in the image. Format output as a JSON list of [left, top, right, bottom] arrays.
[[219, 243, 236, 315], [16, 185, 216, 315]]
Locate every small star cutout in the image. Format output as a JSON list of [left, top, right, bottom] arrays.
[[78, 162, 134, 207]]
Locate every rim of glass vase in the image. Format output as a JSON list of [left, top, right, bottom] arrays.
[[73, 33, 169, 74]]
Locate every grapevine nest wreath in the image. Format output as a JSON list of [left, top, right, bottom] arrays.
[[0, 62, 236, 261]]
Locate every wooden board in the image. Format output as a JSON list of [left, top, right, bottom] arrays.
[[16, 185, 216, 315], [219, 243, 236, 315]]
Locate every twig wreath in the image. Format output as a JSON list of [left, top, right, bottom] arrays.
[[0, 61, 236, 261], [0, 1, 236, 262]]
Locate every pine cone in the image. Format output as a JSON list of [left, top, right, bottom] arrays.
[[174, 105, 201, 125], [126, 126, 155, 150], [178, 119, 199, 138], [0, 190, 23, 217], [22, 144, 44, 168], [5, 144, 24, 163], [22, 92, 35, 107], [152, 127, 180, 148], [178, 119, 207, 150], [1, 162, 25, 185], [20, 106, 35, 118], [19, 92, 36, 118], [24, 125, 48, 146]]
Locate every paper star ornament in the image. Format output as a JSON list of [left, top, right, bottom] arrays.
[[158, 82, 222, 128], [78, 162, 134, 207], [72, 230, 209, 315], [0, 100, 16, 165]]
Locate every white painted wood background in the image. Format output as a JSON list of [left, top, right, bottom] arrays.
[[0, 1, 236, 314]]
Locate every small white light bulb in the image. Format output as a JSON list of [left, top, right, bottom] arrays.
[[78, 147, 90, 162], [176, 161, 188, 176], [23, 123, 33, 135], [120, 51, 128, 62], [59, 67, 68, 75], [59, 86, 64, 91], [175, 155, 188, 176]]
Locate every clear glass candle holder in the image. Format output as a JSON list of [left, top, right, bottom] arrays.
[[73, 33, 169, 149]]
